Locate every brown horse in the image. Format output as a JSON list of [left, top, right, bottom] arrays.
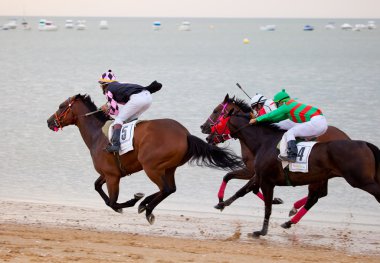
[[203, 94, 380, 237], [47, 94, 243, 224], [200, 95, 351, 222]]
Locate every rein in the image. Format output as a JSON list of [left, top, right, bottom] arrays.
[[53, 98, 75, 130]]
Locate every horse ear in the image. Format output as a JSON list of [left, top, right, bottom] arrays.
[[227, 108, 235, 116], [224, 94, 229, 102], [231, 95, 235, 101]]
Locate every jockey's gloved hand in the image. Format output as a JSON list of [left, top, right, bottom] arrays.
[[100, 104, 109, 114]]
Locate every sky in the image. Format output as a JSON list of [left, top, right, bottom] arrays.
[[1, 0, 380, 18]]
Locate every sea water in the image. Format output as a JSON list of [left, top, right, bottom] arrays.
[[0, 17, 379, 227]]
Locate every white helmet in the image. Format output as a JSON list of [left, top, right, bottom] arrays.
[[250, 93, 267, 107]]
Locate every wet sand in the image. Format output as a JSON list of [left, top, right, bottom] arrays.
[[1, 200, 379, 262]]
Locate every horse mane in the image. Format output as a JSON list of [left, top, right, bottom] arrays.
[[75, 94, 110, 123], [226, 96, 285, 133], [229, 97, 252, 113]]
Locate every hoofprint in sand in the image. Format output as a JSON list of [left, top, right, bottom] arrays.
[[0, 199, 379, 258]]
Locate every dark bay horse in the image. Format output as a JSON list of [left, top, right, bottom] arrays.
[[200, 94, 351, 221], [203, 94, 380, 237], [47, 94, 243, 224]]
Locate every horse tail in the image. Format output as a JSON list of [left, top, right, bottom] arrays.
[[184, 134, 244, 171], [366, 142, 380, 184]]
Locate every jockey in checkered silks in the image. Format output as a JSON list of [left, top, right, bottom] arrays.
[[98, 70, 162, 153]]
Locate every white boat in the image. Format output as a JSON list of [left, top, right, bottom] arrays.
[[21, 19, 31, 30], [341, 23, 353, 30], [38, 19, 58, 31], [260, 25, 276, 31], [6, 19, 17, 29], [2, 19, 17, 30], [76, 20, 87, 30], [367, 21, 376, 30], [99, 20, 109, 29], [178, 21, 191, 31], [303, 25, 314, 31], [152, 21, 161, 31], [65, 20, 74, 29], [325, 22, 336, 29]]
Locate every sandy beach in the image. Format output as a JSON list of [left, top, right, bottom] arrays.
[[1, 200, 379, 262]]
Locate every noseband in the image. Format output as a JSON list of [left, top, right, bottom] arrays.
[[208, 102, 251, 144], [53, 98, 75, 130]]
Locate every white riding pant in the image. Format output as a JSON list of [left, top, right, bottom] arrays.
[[114, 90, 152, 125], [279, 115, 328, 156]]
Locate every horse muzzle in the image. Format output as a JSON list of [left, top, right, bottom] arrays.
[[200, 124, 211, 134], [47, 117, 59, 132]]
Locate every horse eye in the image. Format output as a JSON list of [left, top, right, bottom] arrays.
[[213, 110, 217, 114]]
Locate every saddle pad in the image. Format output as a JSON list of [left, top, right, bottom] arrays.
[[282, 141, 317, 173], [107, 120, 138, 155]]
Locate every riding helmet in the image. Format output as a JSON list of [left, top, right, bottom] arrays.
[[273, 89, 290, 103], [250, 93, 267, 107], [98, 69, 116, 84]]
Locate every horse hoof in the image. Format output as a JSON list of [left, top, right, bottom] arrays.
[[273, 197, 284, 205], [247, 231, 261, 238], [113, 208, 123, 214], [138, 204, 146, 214], [281, 221, 293, 229], [288, 207, 297, 217], [214, 203, 225, 211], [134, 192, 145, 200], [147, 214, 155, 225]]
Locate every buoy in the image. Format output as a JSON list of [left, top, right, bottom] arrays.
[[243, 38, 250, 44]]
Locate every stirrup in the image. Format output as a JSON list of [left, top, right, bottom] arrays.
[[278, 154, 296, 163], [106, 144, 120, 153]]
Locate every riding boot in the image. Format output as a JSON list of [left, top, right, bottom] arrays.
[[278, 140, 298, 163], [106, 124, 122, 153]]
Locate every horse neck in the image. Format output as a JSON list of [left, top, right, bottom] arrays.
[[75, 114, 105, 151], [230, 117, 283, 154]]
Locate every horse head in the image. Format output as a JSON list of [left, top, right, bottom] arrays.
[[201, 94, 252, 144], [47, 94, 109, 131]]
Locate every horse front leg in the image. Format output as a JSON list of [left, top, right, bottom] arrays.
[[105, 175, 143, 213], [251, 183, 274, 237], [94, 175, 109, 204]]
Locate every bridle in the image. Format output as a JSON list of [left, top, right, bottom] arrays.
[[53, 97, 76, 130]]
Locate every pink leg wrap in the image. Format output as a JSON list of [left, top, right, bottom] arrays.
[[293, 196, 308, 209], [256, 191, 264, 201], [291, 207, 308, 224], [217, 181, 227, 200]]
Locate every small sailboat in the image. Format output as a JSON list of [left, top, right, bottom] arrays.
[[152, 21, 161, 31], [21, 19, 31, 30], [76, 20, 87, 30], [260, 25, 276, 31], [303, 25, 314, 31], [99, 20, 109, 30], [178, 21, 191, 31], [341, 23, 353, 30], [65, 20, 74, 29], [38, 19, 58, 31]]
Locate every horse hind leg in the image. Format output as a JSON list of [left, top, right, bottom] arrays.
[[282, 188, 321, 229]]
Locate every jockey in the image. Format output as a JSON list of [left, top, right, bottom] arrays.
[[249, 89, 328, 162], [99, 69, 162, 153], [250, 93, 277, 117]]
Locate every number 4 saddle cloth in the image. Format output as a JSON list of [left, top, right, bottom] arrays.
[[277, 140, 317, 173]]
